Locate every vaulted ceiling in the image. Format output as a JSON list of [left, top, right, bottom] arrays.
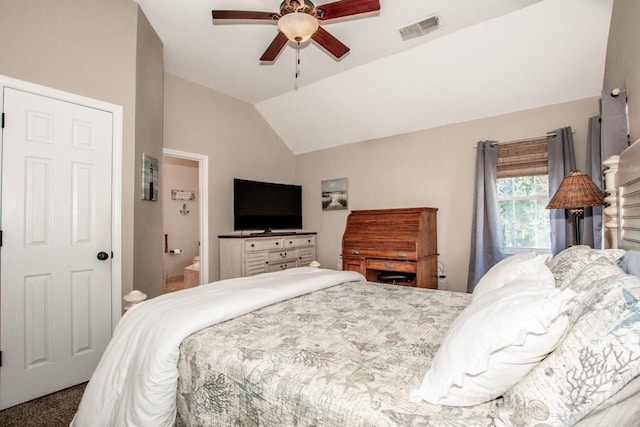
[[135, 0, 614, 154]]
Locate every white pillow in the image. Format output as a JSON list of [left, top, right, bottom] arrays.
[[410, 279, 575, 406], [472, 252, 553, 302]]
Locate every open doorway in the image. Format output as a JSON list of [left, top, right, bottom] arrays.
[[161, 149, 209, 292]]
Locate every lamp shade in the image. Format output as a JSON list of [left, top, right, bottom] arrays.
[[546, 170, 605, 210], [278, 12, 318, 42]]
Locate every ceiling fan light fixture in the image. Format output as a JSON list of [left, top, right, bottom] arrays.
[[278, 12, 319, 43]]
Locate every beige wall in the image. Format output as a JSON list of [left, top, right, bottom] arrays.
[[163, 73, 296, 281], [0, 0, 163, 298], [134, 9, 164, 298], [604, 0, 640, 144], [295, 98, 600, 293]]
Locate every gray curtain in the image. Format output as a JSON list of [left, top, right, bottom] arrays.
[[467, 141, 503, 293], [601, 89, 629, 159], [547, 127, 576, 255], [584, 116, 603, 248]]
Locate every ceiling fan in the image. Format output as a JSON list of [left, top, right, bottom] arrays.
[[211, 0, 381, 62]]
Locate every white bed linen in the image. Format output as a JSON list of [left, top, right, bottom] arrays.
[[71, 267, 365, 427]]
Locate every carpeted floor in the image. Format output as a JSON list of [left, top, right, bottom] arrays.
[[0, 382, 86, 427]]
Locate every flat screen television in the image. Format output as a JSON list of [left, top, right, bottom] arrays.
[[234, 178, 302, 232]]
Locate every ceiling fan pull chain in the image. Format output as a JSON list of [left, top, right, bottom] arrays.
[[296, 42, 300, 90], [295, 41, 301, 81]]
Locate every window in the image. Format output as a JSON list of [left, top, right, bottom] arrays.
[[496, 138, 551, 254], [497, 176, 550, 253]]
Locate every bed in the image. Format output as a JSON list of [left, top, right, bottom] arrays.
[[72, 141, 640, 427]]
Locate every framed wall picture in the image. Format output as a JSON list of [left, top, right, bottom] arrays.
[[141, 154, 159, 201], [322, 178, 348, 211]]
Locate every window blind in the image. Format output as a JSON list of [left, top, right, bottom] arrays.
[[497, 138, 548, 178]]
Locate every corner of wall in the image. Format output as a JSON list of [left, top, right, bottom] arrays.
[[132, 5, 165, 298]]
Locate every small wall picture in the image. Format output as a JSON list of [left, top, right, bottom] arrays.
[[141, 154, 159, 201], [322, 178, 348, 211]]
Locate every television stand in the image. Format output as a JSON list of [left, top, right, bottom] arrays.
[[219, 231, 317, 279]]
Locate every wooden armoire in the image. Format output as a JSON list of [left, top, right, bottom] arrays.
[[341, 207, 438, 289]]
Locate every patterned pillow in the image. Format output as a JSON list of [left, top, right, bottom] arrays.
[[564, 258, 625, 323], [496, 273, 640, 426], [546, 245, 626, 290], [618, 250, 640, 276]]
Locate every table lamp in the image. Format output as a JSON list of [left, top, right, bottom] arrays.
[[546, 170, 605, 245]]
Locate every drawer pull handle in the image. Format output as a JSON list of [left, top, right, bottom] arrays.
[[351, 250, 359, 255], [385, 263, 395, 268], [275, 242, 279, 246], [397, 252, 408, 257], [280, 252, 287, 258]]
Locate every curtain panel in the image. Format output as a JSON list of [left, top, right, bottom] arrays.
[[547, 127, 576, 255], [584, 116, 603, 248], [467, 141, 503, 293], [601, 89, 629, 159]]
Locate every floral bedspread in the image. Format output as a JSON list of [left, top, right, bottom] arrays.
[[176, 281, 499, 426]]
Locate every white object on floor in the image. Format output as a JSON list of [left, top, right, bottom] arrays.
[[122, 290, 147, 312]]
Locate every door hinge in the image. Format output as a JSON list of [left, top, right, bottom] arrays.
[[0, 230, 3, 247], [0, 350, 3, 367], [1, 112, 5, 128]]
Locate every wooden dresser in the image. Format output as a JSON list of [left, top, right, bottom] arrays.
[[341, 207, 438, 289]]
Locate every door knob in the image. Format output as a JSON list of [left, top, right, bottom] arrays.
[[97, 251, 110, 261]]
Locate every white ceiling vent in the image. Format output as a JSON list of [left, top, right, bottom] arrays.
[[399, 14, 442, 41]]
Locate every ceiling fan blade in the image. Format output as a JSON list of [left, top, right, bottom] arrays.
[[260, 32, 289, 62], [211, 10, 278, 21], [316, 0, 380, 20], [312, 26, 349, 59]]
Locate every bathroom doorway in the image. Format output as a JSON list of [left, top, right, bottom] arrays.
[[161, 149, 209, 292]]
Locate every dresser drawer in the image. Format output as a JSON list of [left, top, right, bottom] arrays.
[[366, 259, 416, 273], [342, 247, 416, 260], [268, 249, 297, 263], [284, 235, 315, 248], [245, 238, 283, 252], [267, 262, 295, 273]]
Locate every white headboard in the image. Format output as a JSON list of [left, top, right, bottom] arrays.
[[604, 140, 640, 250]]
